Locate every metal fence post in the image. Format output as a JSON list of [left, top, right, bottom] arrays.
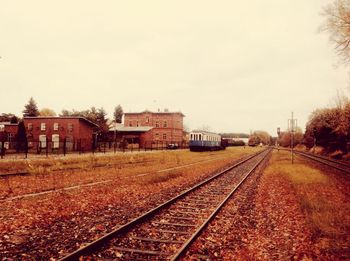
[[1, 141, 4, 159], [46, 137, 49, 157], [63, 137, 67, 156], [25, 140, 28, 159]]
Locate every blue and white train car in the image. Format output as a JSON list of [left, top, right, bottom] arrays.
[[189, 130, 224, 151]]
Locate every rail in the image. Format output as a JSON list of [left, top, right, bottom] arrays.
[[60, 148, 271, 260]]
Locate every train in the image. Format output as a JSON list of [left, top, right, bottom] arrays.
[[189, 130, 227, 151]]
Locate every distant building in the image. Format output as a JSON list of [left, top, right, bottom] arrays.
[[123, 109, 185, 147], [23, 117, 98, 151], [0, 122, 19, 149]]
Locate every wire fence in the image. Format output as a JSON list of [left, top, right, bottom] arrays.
[[0, 140, 189, 159]]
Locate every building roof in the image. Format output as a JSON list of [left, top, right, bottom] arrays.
[[124, 110, 185, 117], [23, 116, 99, 128], [190, 130, 221, 136], [109, 123, 153, 133], [0, 122, 18, 126]]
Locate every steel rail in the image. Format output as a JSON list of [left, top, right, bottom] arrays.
[[60, 148, 268, 261], [274, 147, 350, 174], [294, 151, 350, 174], [171, 148, 271, 260]]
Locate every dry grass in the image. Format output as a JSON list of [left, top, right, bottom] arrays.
[[0, 147, 260, 198], [264, 150, 350, 253]]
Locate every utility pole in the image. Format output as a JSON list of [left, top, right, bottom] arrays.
[[288, 112, 297, 164]]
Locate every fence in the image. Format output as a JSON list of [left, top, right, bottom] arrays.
[[0, 139, 189, 159]]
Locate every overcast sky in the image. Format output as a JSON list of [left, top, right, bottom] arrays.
[[0, 0, 348, 135]]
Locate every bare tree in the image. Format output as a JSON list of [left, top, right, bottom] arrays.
[[322, 0, 350, 64]]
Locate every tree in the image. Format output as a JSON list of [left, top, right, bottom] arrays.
[[60, 106, 109, 135], [39, 108, 57, 116], [113, 105, 123, 123], [278, 127, 304, 147], [0, 113, 18, 123], [248, 131, 271, 145], [96, 107, 109, 133], [305, 102, 350, 152], [16, 121, 27, 152], [322, 0, 350, 64], [23, 97, 39, 117]]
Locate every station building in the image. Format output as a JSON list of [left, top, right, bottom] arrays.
[[110, 110, 185, 148]]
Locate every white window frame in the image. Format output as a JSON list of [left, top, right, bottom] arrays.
[[39, 135, 47, 148], [52, 134, 59, 149], [53, 123, 59, 131], [40, 123, 46, 131]]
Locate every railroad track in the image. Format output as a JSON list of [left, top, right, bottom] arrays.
[[60, 148, 271, 260], [293, 150, 350, 174]]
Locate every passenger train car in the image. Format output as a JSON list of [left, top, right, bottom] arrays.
[[189, 130, 227, 151]]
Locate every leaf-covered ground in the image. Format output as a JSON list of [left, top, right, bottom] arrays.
[[184, 150, 350, 260], [0, 147, 260, 259]]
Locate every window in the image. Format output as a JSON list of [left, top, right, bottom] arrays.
[[0, 124, 4, 132], [53, 123, 59, 131], [155, 121, 159, 127], [40, 123, 46, 131], [39, 135, 47, 148], [7, 133, 14, 142], [68, 123, 73, 132], [146, 117, 149, 123], [163, 121, 168, 128], [52, 134, 60, 149], [155, 133, 159, 140], [28, 123, 33, 131], [129, 121, 132, 127], [136, 121, 139, 127], [163, 133, 167, 140]]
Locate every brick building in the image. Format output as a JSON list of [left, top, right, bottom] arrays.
[[23, 117, 98, 151], [0, 122, 19, 149], [123, 110, 185, 147]]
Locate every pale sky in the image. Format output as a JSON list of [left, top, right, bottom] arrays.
[[0, 0, 348, 135]]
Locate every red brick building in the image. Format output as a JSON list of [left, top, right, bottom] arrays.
[[23, 117, 98, 151], [0, 122, 19, 149], [123, 110, 185, 147]]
